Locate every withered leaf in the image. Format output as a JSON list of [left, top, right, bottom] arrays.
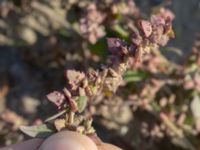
[[77, 96, 88, 113], [46, 91, 65, 108], [20, 124, 54, 138]]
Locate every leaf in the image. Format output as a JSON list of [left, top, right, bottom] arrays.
[[112, 24, 129, 38], [191, 95, 200, 119], [46, 91, 65, 108], [20, 124, 54, 138], [65, 70, 85, 90], [45, 109, 67, 122], [107, 38, 126, 54], [131, 30, 142, 46], [150, 15, 165, 26], [77, 96, 88, 113], [190, 95, 200, 132], [123, 70, 148, 82], [139, 20, 152, 37]]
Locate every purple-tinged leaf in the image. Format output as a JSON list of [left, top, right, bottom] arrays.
[[65, 70, 85, 90], [107, 38, 126, 55], [131, 31, 142, 46], [47, 91, 65, 108], [151, 15, 165, 26], [150, 26, 164, 43], [139, 20, 152, 37]]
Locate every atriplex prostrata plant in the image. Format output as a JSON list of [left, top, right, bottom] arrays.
[[20, 8, 174, 142]]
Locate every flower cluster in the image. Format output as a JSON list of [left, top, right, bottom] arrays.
[[130, 8, 175, 62]]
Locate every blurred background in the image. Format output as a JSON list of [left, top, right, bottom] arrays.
[[0, 0, 200, 150]]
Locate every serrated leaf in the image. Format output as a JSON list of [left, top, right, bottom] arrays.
[[77, 96, 88, 113], [20, 124, 54, 138]]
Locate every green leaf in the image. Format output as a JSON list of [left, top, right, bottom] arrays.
[[113, 24, 129, 38], [151, 101, 161, 112], [20, 124, 54, 139], [123, 70, 148, 82], [45, 109, 67, 122], [77, 96, 88, 113]]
